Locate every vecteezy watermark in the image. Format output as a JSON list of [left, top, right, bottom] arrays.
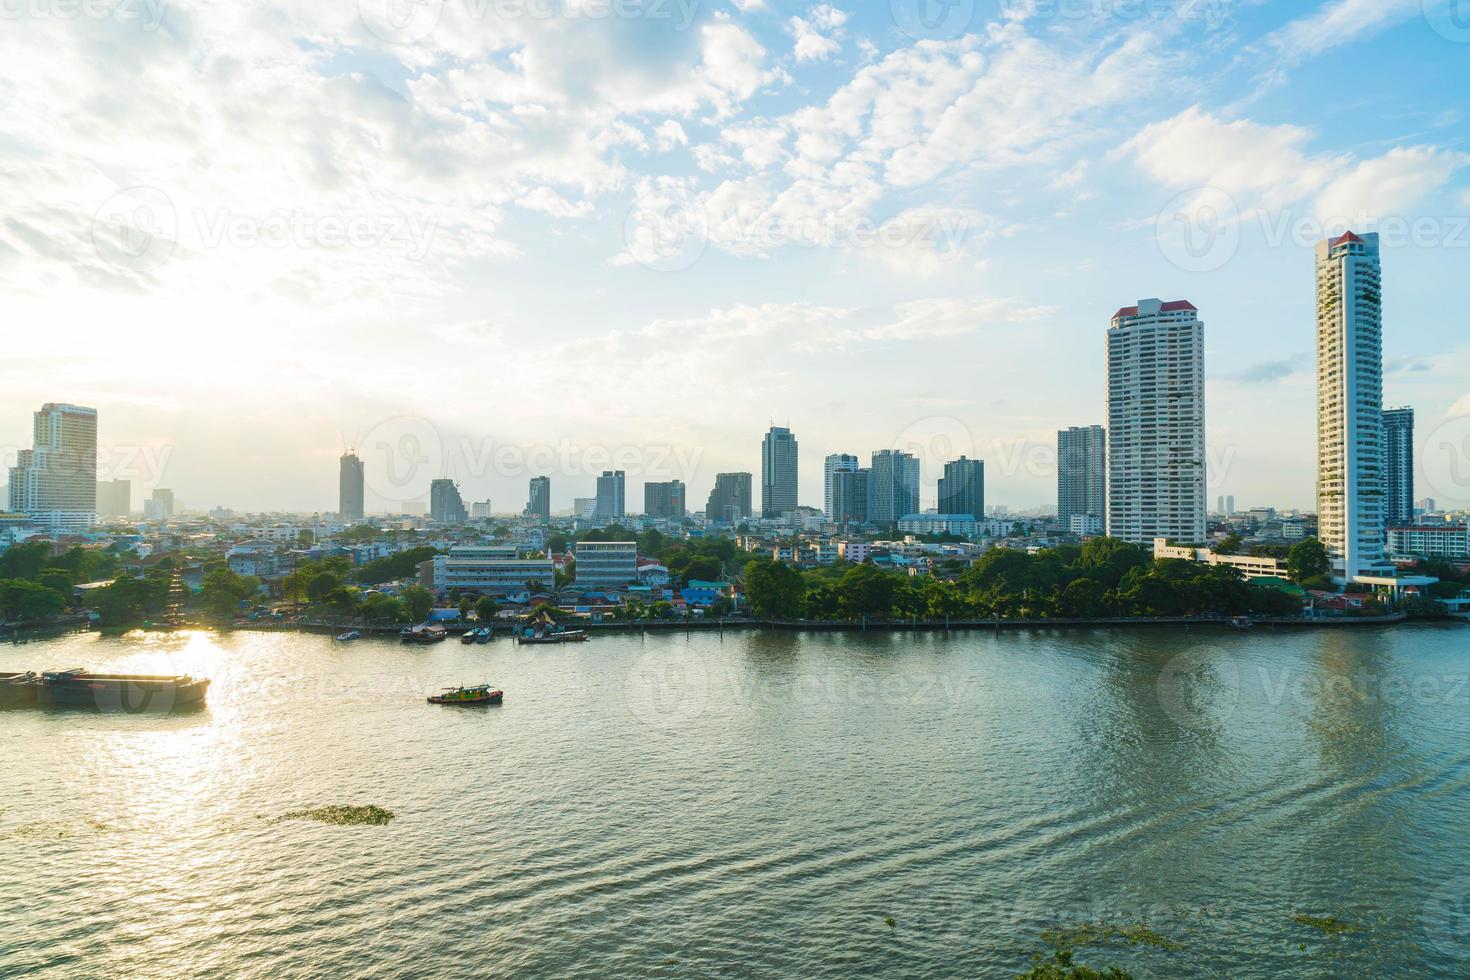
[[359, 0, 701, 45], [1422, 413, 1470, 504], [1000, 0, 1232, 29], [890, 0, 975, 41], [0, 443, 173, 486], [1258, 210, 1470, 251], [92, 187, 440, 274], [1156, 648, 1241, 730], [891, 416, 979, 488], [1425, 877, 1470, 962], [624, 648, 709, 731], [1154, 186, 1240, 273], [623, 184, 708, 273], [1423, 0, 1470, 44], [0, 0, 167, 29]]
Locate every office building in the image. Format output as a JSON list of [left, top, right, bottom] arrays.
[[470, 500, 493, 520], [574, 540, 638, 588], [573, 497, 597, 520], [430, 478, 468, 524], [761, 426, 799, 518], [527, 476, 551, 521], [1106, 299, 1206, 545], [897, 514, 978, 537], [1316, 232, 1390, 579], [96, 479, 131, 519], [830, 467, 869, 526], [1057, 426, 1106, 530], [144, 487, 175, 522], [868, 449, 919, 526], [937, 457, 985, 522], [420, 547, 554, 596], [339, 452, 364, 520], [1383, 407, 1414, 529], [8, 403, 97, 531], [594, 470, 626, 521], [824, 453, 858, 520], [643, 480, 686, 520], [706, 472, 753, 524]]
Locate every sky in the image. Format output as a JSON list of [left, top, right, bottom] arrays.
[[2, 0, 1468, 516]]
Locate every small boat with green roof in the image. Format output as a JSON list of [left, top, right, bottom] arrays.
[[427, 684, 503, 706]]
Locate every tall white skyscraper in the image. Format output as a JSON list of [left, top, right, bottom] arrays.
[[1316, 232, 1390, 579], [761, 426, 799, 518], [1106, 300, 1206, 545], [823, 453, 858, 520], [8, 403, 97, 531]]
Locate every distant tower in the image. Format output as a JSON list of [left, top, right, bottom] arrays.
[[643, 480, 687, 520], [526, 476, 551, 521], [1106, 299, 1206, 545], [339, 452, 365, 520], [706, 473, 753, 524], [1316, 233, 1389, 579], [824, 453, 858, 520], [594, 470, 626, 522], [938, 457, 985, 521], [1057, 426, 1106, 528], [761, 426, 799, 518], [1382, 407, 1414, 529], [868, 449, 919, 526], [429, 478, 468, 524], [8, 403, 97, 531]]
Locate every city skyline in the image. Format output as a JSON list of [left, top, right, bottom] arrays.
[[4, 4, 1467, 514]]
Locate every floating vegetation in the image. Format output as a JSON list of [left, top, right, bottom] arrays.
[[280, 805, 395, 827], [1016, 948, 1133, 979], [1291, 914, 1361, 936], [1040, 922, 1183, 952], [884, 916, 896, 928]]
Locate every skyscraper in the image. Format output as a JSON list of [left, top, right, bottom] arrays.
[[1383, 407, 1414, 529], [937, 457, 985, 521], [96, 479, 131, 519], [527, 476, 551, 521], [594, 470, 626, 521], [1316, 232, 1390, 580], [824, 453, 858, 520], [1106, 299, 1206, 545], [761, 426, 799, 518], [706, 472, 753, 524], [830, 467, 869, 527], [339, 452, 365, 520], [643, 480, 686, 520], [430, 478, 468, 523], [144, 487, 175, 522], [1057, 426, 1106, 528], [868, 449, 919, 525], [8, 403, 97, 531]]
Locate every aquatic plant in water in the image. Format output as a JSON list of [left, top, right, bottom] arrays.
[[281, 805, 395, 826]]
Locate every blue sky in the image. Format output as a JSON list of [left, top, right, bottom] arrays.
[[1, 0, 1467, 514]]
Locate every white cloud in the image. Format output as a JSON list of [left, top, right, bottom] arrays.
[[787, 6, 848, 63], [1267, 0, 1422, 62], [655, 120, 690, 151], [1315, 147, 1470, 226]]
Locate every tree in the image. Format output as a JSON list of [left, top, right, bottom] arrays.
[[89, 574, 170, 626], [0, 542, 50, 581], [362, 594, 406, 624], [0, 579, 68, 621], [200, 568, 260, 618], [742, 560, 805, 619], [401, 586, 433, 623], [1213, 533, 1243, 556], [1286, 538, 1331, 583], [37, 568, 75, 596], [1058, 578, 1106, 618], [839, 563, 897, 618], [355, 547, 438, 586], [684, 555, 723, 582], [306, 570, 342, 604], [474, 595, 499, 623]]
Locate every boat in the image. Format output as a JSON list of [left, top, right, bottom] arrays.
[[0, 672, 38, 707], [402, 624, 448, 644], [475, 627, 493, 644], [427, 684, 503, 705], [1229, 616, 1254, 631], [460, 629, 479, 644], [30, 668, 209, 711], [516, 629, 589, 645], [336, 630, 362, 642]]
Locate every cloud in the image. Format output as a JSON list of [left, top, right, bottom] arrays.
[[787, 5, 847, 62], [1315, 147, 1470, 226], [1267, 0, 1423, 62], [1229, 359, 1302, 384]]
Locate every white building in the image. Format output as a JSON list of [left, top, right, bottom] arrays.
[[422, 548, 554, 595], [1153, 539, 1288, 579], [8, 403, 97, 532], [1106, 299, 1206, 545], [1316, 232, 1392, 581], [574, 540, 638, 588], [1069, 513, 1104, 536], [898, 514, 978, 537], [838, 541, 871, 563], [1386, 525, 1469, 560]]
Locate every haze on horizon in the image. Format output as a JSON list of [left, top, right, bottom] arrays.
[[3, 0, 1468, 514]]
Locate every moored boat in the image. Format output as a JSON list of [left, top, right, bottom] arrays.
[[427, 684, 503, 705], [0, 672, 39, 707], [336, 630, 362, 642], [516, 629, 589, 645], [402, 624, 448, 644], [28, 669, 209, 711]]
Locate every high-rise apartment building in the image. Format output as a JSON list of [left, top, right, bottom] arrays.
[[1106, 299, 1206, 545], [830, 467, 869, 526], [594, 470, 626, 522], [430, 478, 468, 523], [761, 426, 799, 518], [339, 452, 365, 520], [1057, 425, 1106, 529], [144, 487, 175, 522], [706, 472, 753, 524], [868, 449, 919, 526], [824, 453, 858, 520], [8, 403, 97, 531], [1316, 232, 1390, 580], [643, 480, 686, 520], [96, 479, 131, 519], [1383, 407, 1414, 529], [937, 457, 985, 521], [527, 476, 551, 521]]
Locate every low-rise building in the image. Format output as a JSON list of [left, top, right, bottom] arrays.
[[1387, 525, 1470, 560], [839, 541, 871, 563], [1153, 538, 1288, 579], [1068, 514, 1104, 536], [420, 549, 554, 595], [898, 514, 978, 537], [574, 540, 638, 588]]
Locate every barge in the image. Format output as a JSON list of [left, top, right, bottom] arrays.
[[0, 668, 209, 711]]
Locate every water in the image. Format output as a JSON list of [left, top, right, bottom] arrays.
[[2, 625, 1468, 977]]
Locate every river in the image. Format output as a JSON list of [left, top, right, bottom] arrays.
[[1, 625, 1467, 977]]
